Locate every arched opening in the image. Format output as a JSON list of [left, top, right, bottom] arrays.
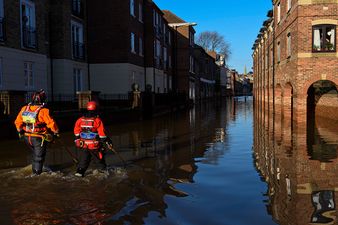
[[307, 80, 338, 162]]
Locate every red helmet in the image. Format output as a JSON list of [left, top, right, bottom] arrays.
[[32, 89, 46, 104], [87, 101, 98, 111]]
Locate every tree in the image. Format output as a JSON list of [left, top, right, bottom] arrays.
[[196, 31, 231, 62]]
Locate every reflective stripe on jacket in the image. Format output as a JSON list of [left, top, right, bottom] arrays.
[[14, 105, 59, 135], [74, 116, 107, 150]]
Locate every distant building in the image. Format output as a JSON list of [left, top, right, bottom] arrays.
[[163, 10, 196, 100], [193, 45, 216, 101]]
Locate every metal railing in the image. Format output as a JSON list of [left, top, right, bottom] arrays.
[[22, 26, 37, 49], [0, 17, 4, 41], [72, 42, 85, 59]]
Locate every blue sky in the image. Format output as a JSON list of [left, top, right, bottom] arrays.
[[154, 0, 272, 73]]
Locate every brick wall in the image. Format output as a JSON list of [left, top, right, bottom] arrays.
[[315, 93, 338, 121]]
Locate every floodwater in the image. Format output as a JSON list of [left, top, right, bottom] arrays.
[[254, 97, 338, 225], [2, 96, 335, 225]]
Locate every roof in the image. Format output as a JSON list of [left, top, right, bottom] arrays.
[[162, 10, 186, 23]]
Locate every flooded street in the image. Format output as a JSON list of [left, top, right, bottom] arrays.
[[0, 97, 277, 224]]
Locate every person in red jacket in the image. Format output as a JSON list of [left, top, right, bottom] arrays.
[[74, 101, 112, 177], [14, 89, 59, 175]]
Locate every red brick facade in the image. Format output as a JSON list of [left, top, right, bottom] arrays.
[[253, 0, 338, 125]]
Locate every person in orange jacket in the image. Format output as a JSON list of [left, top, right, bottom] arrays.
[[73, 101, 112, 177], [14, 89, 59, 175]]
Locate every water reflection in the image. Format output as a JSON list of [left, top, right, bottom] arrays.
[[1, 98, 258, 225], [254, 103, 338, 225]]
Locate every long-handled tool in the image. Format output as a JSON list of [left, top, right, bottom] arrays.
[[104, 137, 127, 167]]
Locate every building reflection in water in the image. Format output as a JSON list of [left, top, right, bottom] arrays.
[[0, 98, 238, 225], [254, 105, 338, 225]]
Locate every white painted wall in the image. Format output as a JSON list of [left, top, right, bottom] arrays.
[[90, 63, 145, 94], [0, 46, 48, 92], [52, 59, 88, 95]]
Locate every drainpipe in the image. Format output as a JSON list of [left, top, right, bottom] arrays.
[[86, 0, 90, 90]]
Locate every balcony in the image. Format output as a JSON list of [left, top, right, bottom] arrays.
[[22, 26, 37, 49], [72, 42, 85, 60], [0, 17, 4, 41]]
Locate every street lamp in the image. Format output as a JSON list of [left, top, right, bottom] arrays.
[[168, 22, 197, 94]]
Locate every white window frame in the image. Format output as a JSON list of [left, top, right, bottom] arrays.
[[139, 36, 143, 56], [24, 61, 34, 89], [138, 3, 143, 22], [73, 68, 83, 93], [287, 0, 291, 12], [130, 0, 135, 17], [277, 2, 281, 24], [0, 57, 3, 87], [131, 32, 136, 53], [71, 20, 84, 59], [20, 0, 36, 48]]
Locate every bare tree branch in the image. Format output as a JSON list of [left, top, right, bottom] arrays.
[[196, 31, 231, 62]]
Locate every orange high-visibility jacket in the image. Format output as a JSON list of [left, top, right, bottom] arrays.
[[14, 105, 59, 134], [74, 116, 107, 139]]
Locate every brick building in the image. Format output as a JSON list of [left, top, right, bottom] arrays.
[[50, 0, 89, 96], [86, 0, 146, 94], [144, 1, 173, 93], [193, 45, 216, 101], [163, 10, 196, 100], [253, 0, 338, 127], [0, 0, 49, 93]]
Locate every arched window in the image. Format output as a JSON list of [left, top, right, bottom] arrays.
[[312, 24, 336, 52]]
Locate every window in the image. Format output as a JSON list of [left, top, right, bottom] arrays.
[[287, 32, 291, 57], [72, 0, 82, 17], [313, 25, 336, 52], [130, 0, 135, 16], [24, 62, 34, 89], [73, 68, 83, 93], [270, 47, 273, 67], [71, 21, 84, 59], [163, 47, 167, 69], [190, 56, 194, 73], [131, 32, 135, 53], [277, 2, 281, 24], [156, 39, 161, 58], [168, 31, 171, 45], [139, 3, 143, 22], [168, 55, 172, 68], [139, 37, 143, 56], [0, 0, 3, 41], [287, 0, 291, 12], [21, 0, 36, 48], [277, 41, 281, 62], [190, 31, 194, 46], [0, 58, 2, 87]]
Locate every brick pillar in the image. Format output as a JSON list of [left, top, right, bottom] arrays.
[[77, 91, 100, 110], [0, 91, 27, 118], [293, 96, 307, 124]]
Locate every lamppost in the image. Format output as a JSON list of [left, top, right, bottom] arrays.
[[168, 22, 197, 94]]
